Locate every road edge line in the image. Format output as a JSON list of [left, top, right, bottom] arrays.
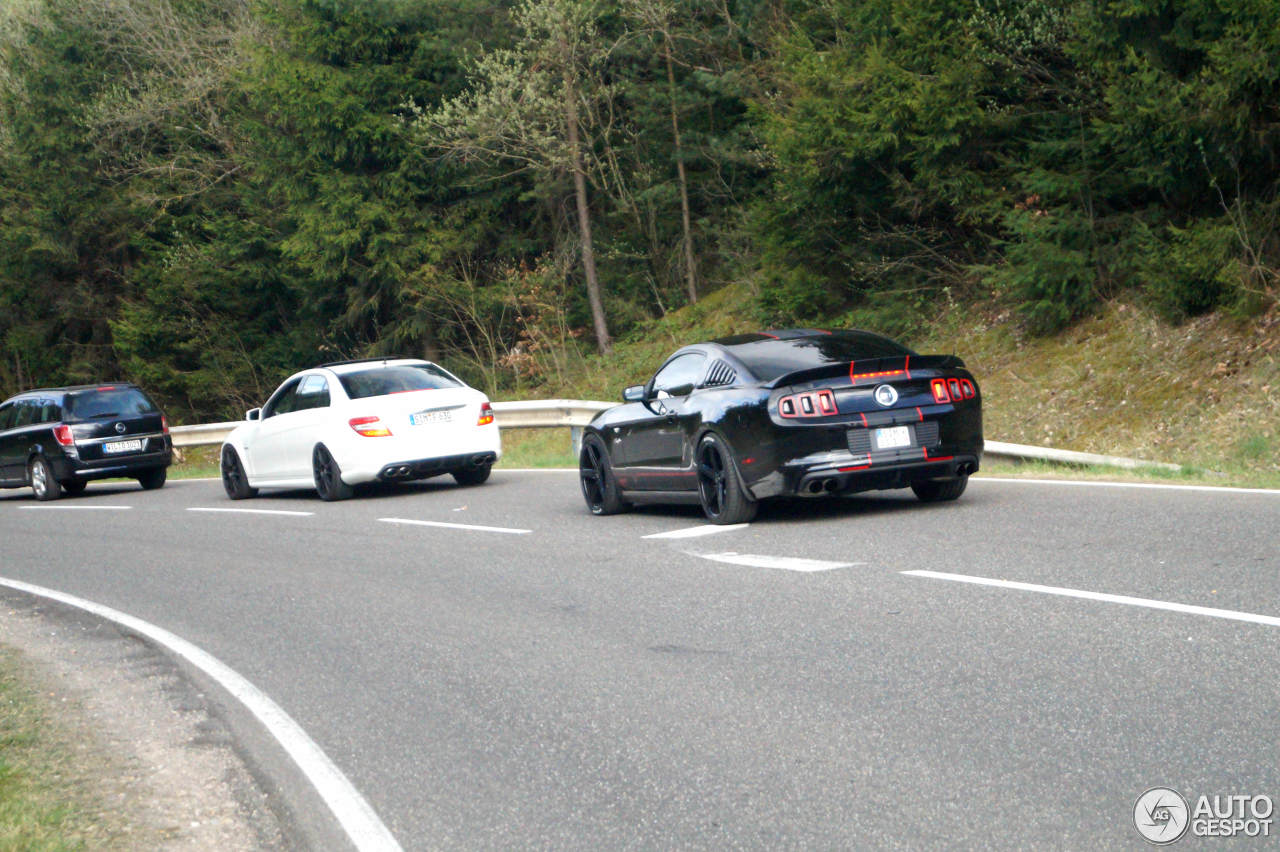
[[973, 476, 1280, 495], [0, 576, 402, 852]]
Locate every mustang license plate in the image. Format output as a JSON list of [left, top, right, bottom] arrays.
[[872, 425, 912, 451], [103, 439, 143, 454], [409, 410, 452, 426]]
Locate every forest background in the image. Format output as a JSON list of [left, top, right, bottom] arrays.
[[1, 0, 1276, 423]]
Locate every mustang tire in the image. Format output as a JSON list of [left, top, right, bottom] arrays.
[[696, 434, 757, 525], [910, 474, 969, 503], [579, 433, 629, 515]]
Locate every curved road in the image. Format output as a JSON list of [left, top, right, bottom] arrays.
[[2, 472, 1278, 848]]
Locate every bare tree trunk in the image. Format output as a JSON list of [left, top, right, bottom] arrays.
[[564, 69, 612, 354], [664, 36, 698, 304]]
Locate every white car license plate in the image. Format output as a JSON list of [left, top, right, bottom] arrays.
[[872, 425, 912, 451], [410, 410, 453, 426], [103, 439, 143, 454]]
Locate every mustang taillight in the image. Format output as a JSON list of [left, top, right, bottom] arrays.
[[349, 416, 392, 437], [477, 402, 494, 426], [779, 389, 837, 418], [161, 415, 169, 435], [931, 378, 976, 403], [53, 425, 74, 446]]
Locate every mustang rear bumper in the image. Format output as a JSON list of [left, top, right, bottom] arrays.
[[747, 447, 982, 500]]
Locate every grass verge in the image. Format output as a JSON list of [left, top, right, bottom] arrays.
[[0, 647, 108, 851]]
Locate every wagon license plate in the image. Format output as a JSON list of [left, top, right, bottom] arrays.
[[409, 410, 452, 426], [103, 439, 143, 454], [872, 426, 912, 451]]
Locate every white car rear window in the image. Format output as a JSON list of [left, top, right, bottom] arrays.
[[339, 364, 462, 400]]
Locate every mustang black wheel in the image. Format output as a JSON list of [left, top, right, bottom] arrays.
[[453, 464, 492, 486], [61, 479, 87, 496], [313, 444, 353, 501], [579, 433, 628, 515], [29, 457, 61, 502], [137, 467, 167, 490], [910, 474, 969, 503], [696, 434, 756, 525], [221, 446, 258, 500]]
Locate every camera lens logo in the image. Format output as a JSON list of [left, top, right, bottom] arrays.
[[1134, 787, 1190, 844]]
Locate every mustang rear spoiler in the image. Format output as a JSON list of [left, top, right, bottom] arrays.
[[766, 354, 965, 389]]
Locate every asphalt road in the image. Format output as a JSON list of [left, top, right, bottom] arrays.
[[2, 471, 1278, 849]]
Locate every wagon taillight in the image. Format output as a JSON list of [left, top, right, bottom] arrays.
[[477, 402, 494, 426], [53, 425, 74, 446]]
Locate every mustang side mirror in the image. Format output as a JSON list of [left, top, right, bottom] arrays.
[[246, 408, 261, 421], [622, 385, 645, 403]]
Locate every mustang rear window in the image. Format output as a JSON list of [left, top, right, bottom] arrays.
[[65, 388, 157, 421], [339, 364, 462, 400], [731, 333, 915, 382]]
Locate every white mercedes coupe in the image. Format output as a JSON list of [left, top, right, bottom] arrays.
[[220, 358, 501, 501]]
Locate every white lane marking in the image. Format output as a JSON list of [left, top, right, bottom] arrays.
[[644, 524, 749, 540], [693, 551, 860, 572], [187, 507, 314, 517], [975, 476, 1280, 496], [20, 505, 132, 511], [0, 577, 402, 851], [903, 570, 1280, 629], [378, 518, 531, 535]]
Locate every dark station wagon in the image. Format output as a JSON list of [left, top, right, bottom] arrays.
[[0, 384, 172, 500]]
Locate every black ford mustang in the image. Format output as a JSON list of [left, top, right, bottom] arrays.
[[579, 329, 983, 523]]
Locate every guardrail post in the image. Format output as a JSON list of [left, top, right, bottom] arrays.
[[570, 426, 583, 459]]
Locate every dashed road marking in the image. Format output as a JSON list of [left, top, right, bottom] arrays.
[[20, 505, 132, 511], [379, 518, 531, 535], [187, 507, 314, 517], [643, 524, 749, 539], [692, 551, 860, 572], [0, 576, 402, 851], [903, 569, 1280, 629]]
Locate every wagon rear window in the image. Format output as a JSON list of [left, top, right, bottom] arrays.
[[65, 388, 157, 421], [338, 364, 462, 400]]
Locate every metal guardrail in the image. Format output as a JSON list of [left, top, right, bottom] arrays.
[[170, 399, 1180, 471], [982, 440, 1182, 471], [169, 399, 617, 450]]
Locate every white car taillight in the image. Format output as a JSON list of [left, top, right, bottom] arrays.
[[349, 416, 392, 437]]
